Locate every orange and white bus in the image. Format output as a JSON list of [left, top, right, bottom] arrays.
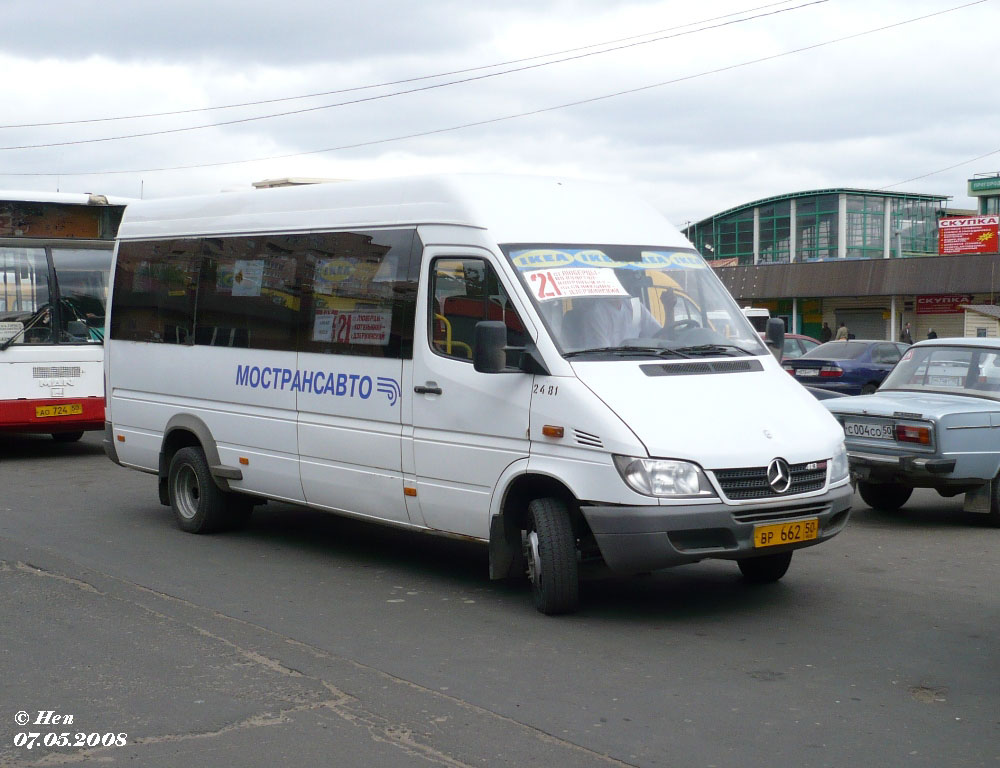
[[0, 191, 128, 441]]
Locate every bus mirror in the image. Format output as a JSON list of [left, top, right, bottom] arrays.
[[473, 321, 507, 373], [765, 318, 785, 362]]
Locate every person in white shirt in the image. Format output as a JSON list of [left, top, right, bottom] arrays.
[[570, 294, 664, 348]]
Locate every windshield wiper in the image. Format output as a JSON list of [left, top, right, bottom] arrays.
[[0, 304, 49, 352], [673, 343, 752, 357], [564, 345, 691, 359]]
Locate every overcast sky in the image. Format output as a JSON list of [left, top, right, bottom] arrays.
[[2, 0, 997, 225]]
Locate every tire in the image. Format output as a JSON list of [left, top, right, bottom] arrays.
[[858, 481, 912, 511], [525, 498, 580, 615], [861, 383, 878, 395], [51, 431, 84, 443], [738, 551, 793, 584], [168, 446, 230, 533]]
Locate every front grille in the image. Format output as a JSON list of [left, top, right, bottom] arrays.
[[33, 366, 81, 378], [730, 502, 830, 524], [713, 460, 827, 500]]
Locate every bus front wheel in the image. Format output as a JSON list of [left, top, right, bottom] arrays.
[[525, 497, 580, 615]]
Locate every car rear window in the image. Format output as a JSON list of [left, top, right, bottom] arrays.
[[800, 341, 868, 360]]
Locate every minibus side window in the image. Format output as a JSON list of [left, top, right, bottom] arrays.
[[298, 229, 418, 359], [110, 240, 200, 344], [430, 257, 527, 364], [112, 229, 419, 357], [195, 235, 300, 351]]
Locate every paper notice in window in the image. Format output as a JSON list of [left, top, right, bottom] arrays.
[[313, 309, 391, 345], [0, 321, 24, 344], [232, 260, 264, 297], [524, 267, 628, 301]]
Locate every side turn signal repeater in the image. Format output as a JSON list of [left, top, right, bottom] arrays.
[[542, 425, 565, 438]]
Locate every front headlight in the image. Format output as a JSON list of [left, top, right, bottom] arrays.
[[613, 455, 717, 498], [830, 442, 850, 482]]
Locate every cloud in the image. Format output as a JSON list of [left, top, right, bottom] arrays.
[[1, 0, 996, 219]]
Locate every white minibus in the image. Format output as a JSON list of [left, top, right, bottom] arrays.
[[104, 175, 851, 614]]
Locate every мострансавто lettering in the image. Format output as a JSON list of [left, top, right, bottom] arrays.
[[236, 364, 380, 399]]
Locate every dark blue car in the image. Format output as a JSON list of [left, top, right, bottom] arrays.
[[782, 340, 911, 395]]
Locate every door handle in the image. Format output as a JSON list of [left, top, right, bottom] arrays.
[[414, 384, 443, 395]]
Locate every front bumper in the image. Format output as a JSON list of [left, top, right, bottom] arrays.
[[581, 482, 853, 575]]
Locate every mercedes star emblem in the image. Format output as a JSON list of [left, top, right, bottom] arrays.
[[767, 458, 792, 494]]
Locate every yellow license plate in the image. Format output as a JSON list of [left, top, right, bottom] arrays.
[[35, 403, 83, 418], [753, 518, 819, 548]]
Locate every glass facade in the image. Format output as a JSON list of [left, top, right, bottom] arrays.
[[758, 201, 791, 263], [687, 190, 946, 264], [845, 195, 885, 259], [796, 194, 839, 261], [890, 197, 940, 256], [714, 210, 755, 264]]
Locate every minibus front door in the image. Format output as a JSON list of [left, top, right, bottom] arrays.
[[408, 251, 532, 539]]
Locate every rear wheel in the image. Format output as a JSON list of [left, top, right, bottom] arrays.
[[51, 431, 84, 443], [738, 551, 792, 583], [525, 498, 579, 615], [168, 446, 230, 533], [858, 481, 912, 511]]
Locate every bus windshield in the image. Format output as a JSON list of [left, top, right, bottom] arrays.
[[0, 246, 112, 348], [502, 245, 767, 358]]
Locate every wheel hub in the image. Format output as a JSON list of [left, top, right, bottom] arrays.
[[526, 530, 541, 585]]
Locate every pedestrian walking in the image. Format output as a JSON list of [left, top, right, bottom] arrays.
[[901, 322, 913, 344], [835, 322, 849, 341], [820, 322, 832, 343], [927, 328, 938, 339]]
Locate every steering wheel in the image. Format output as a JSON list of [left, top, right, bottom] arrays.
[[655, 318, 701, 339]]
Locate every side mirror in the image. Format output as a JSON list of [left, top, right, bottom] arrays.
[[473, 321, 507, 373], [765, 318, 785, 362]]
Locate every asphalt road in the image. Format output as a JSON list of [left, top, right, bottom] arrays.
[[0, 431, 997, 768]]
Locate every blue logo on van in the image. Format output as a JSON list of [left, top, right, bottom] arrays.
[[376, 376, 402, 406], [235, 364, 400, 405]]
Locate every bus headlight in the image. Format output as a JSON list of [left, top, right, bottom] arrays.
[[830, 443, 850, 483], [613, 456, 717, 498]]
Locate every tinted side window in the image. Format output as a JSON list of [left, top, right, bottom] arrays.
[[299, 229, 418, 359], [112, 229, 418, 357], [430, 257, 527, 365], [196, 236, 300, 350], [110, 240, 200, 344]]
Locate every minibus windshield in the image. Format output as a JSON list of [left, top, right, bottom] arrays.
[[502, 245, 767, 359]]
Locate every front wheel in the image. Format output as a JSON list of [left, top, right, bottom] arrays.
[[738, 551, 792, 583], [525, 498, 580, 615], [858, 481, 912, 511]]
